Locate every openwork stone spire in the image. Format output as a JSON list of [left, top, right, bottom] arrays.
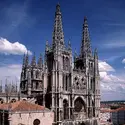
[[31, 52, 36, 67], [38, 53, 43, 68], [25, 52, 29, 67], [0, 80, 2, 93], [53, 3, 64, 46], [81, 17, 92, 57], [94, 48, 98, 59], [22, 53, 26, 68]]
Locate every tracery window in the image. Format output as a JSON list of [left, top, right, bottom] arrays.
[[10, 99, 16, 103], [31, 71, 33, 79], [65, 75, 68, 91], [36, 82, 39, 89], [63, 57, 70, 70], [36, 70, 39, 79], [74, 99, 83, 112], [74, 97, 86, 112], [0, 98, 4, 104], [74, 76, 80, 89], [91, 78, 93, 90], [92, 101, 95, 117], [33, 119, 40, 125]]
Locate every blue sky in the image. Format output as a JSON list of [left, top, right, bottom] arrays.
[[0, 0, 125, 101]]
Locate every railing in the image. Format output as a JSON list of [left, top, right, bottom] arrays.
[[62, 117, 99, 125]]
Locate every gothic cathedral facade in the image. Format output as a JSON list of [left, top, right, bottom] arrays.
[[20, 4, 100, 125]]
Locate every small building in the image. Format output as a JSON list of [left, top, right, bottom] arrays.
[[0, 100, 54, 125], [100, 108, 112, 125], [112, 107, 125, 125]]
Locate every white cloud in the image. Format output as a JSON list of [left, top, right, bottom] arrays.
[[99, 60, 125, 100], [0, 60, 124, 101], [0, 37, 32, 55], [99, 60, 115, 72], [122, 58, 125, 63], [0, 64, 22, 85], [104, 41, 125, 48]]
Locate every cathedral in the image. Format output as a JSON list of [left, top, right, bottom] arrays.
[[0, 4, 100, 125]]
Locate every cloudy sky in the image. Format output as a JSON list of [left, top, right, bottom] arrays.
[[0, 0, 125, 101]]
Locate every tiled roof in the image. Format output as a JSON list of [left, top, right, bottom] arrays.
[[0, 100, 47, 112], [100, 109, 113, 113], [114, 107, 125, 112], [101, 106, 125, 113], [100, 104, 110, 108]]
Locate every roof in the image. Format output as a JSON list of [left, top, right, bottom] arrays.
[[100, 108, 113, 113], [101, 106, 125, 113], [0, 100, 49, 112], [114, 107, 125, 112]]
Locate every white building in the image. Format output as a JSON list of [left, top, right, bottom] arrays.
[[100, 108, 112, 125], [0, 100, 54, 125], [112, 107, 125, 125]]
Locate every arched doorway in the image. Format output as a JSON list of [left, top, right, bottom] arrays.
[[74, 97, 86, 112], [74, 97, 86, 120], [33, 119, 40, 125], [63, 99, 69, 119]]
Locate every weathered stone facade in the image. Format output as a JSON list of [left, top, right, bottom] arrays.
[[0, 82, 20, 104], [0, 4, 100, 125], [0, 101, 54, 125]]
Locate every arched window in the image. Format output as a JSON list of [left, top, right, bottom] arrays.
[[92, 101, 95, 117], [10, 99, 16, 103], [74, 97, 86, 112], [66, 75, 68, 91], [63, 99, 69, 119], [33, 119, 40, 125], [0, 98, 4, 104], [65, 57, 69, 70], [36, 70, 39, 79], [63, 56, 65, 70], [36, 82, 39, 89], [91, 78, 93, 90], [31, 71, 33, 78], [91, 63, 93, 68]]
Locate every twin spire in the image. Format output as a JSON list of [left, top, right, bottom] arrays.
[[53, 3, 64, 46], [23, 4, 93, 68], [81, 17, 92, 57], [53, 4, 92, 57]]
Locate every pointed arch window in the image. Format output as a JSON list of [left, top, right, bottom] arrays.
[[0, 98, 4, 104], [36, 82, 39, 89], [66, 75, 68, 91], [63, 100, 69, 119]]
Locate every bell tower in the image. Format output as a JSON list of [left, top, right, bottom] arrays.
[[45, 3, 73, 124]]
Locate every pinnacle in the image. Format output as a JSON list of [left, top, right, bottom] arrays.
[[81, 16, 92, 57], [31, 52, 36, 66], [56, 3, 61, 15], [53, 3, 64, 46], [84, 16, 88, 27]]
